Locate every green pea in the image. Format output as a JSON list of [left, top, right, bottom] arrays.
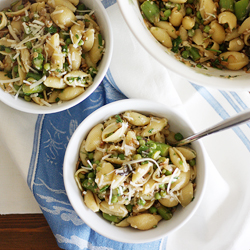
[[164, 9, 171, 19], [149, 206, 157, 214], [78, 173, 85, 179], [196, 11, 202, 20], [43, 63, 51, 71], [188, 29, 195, 37], [165, 170, 173, 176], [203, 25, 210, 33], [133, 154, 142, 160], [175, 3, 181, 11], [137, 198, 146, 206], [65, 38, 72, 45], [174, 132, 183, 141], [155, 192, 161, 200], [88, 152, 94, 160], [111, 195, 118, 203], [24, 95, 31, 102], [136, 136, 143, 140], [88, 172, 95, 179], [77, 3, 86, 10], [160, 190, 167, 197], [189, 159, 196, 167], [4, 47, 11, 53], [139, 139, 146, 146], [159, 183, 165, 189], [186, 7, 192, 15], [118, 154, 125, 160]]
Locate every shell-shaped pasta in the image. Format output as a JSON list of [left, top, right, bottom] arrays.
[[84, 52, 96, 68], [141, 118, 168, 137], [190, 166, 197, 181], [102, 122, 128, 143], [44, 76, 66, 89], [0, 12, 8, 30], [15, 60, 24, 87], [170, 170, 191, 192], [116, 218, 130, 227], [48, 0, 76, 12], [182, 16, 195, 30], [142, 179, 158, 195], [85, 123, 104, 152], [123, 111, 150, 126], [64, 70, 92, 87], [5, 2, 31, 17], [228, 38, 244, 52], [244, 34, 250, 46], [67, 0, 79, 6], [79, 140, 88, 166], [3, 55, 12, 72], [45, 33, 60, 58], [30, 2, 45, 13], [51, 48, 65, 71], [153, 132, 165, 143], [58, 86, 85, 101], [94, 150, 104, 162], [210, 21, 226, 44], [154, 21, 177, 39], [193, 29, 209, 48], [219, 52, 249, 70], [152, 167, 174, 183], [133, 200, 154, 213], [150, 27, 172, 48], [238, 16, 250, 34], [32, 96, 45, 106], [84, 14, 99, 29], [199, 0, 217, 23], [84, 190, 100, 212], [169, 9, 183, 27], [0, 37, 17, 47], [179, 25, 188, 41], [225, 29, 240, 42], [11, 20, 23, 35], [47, 90, 61, 103], [20, 48, 31, 73], [178, 182, 193, 207], [169, 147, 189, 172], [70, 22, 85, 47], [218, 11, 237, 31], [132, 162, 153, 186], [111, 172, 129, 189], [176, 146, 196, 160], [82, 29, 95, 52], [127, 213, 162, 230], [89, 33, 104, 64], [0, 71, 11, 90], [51, 6, 76, 29], [159, 194, 179, 207], [99, 201, 128, 217], [105, 157, 126, 165], [95, 162, 114, 188], [68, 44, 82, 70]]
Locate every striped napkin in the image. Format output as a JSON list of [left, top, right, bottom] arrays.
[[0, 0, 250, 250]]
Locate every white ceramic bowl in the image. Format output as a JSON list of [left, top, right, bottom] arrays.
[[63, 99, 207, 243], [117, 0, 249, 91], [0, 0, 112, 114]]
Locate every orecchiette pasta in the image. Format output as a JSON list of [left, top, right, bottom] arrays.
[[75, 111, 198, 230], [139, 0, 250, 72], [0, 0, 105, 106]]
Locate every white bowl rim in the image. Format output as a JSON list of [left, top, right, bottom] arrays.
[[63, 98, 208, 243], [117, 0, 250, 91], [0, 0, 113, 114]]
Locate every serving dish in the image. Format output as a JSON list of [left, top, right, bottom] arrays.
[[0, 0, 112, 114], [117, 0, 250, 91], [63, 99, 207, 243]]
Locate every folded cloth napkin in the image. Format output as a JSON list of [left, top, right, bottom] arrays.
[[1, 0, 250, 250]]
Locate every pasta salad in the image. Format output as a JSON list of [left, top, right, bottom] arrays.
[[75, 111, 197, 230], [139, 0, 250, 71], [0, 0, 105, 106]]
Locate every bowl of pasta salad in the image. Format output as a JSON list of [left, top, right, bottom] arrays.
[[117, 0, 250, 90], [0, 0, 112, 113], [63, 99, 207, 243]]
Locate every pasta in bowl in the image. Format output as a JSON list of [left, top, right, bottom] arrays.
[[117, 0, 250, 90], [63, 99, 207, 243], [0, 0, 112, 113]]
